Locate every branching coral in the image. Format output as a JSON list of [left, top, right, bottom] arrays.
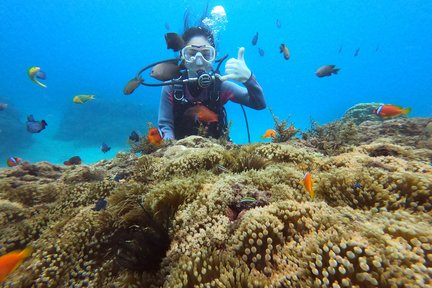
[[268, 107, 300, 143]]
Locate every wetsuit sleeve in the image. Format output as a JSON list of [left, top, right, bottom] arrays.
[[158, 86, 175, 140], [221, 74, 266, 110]]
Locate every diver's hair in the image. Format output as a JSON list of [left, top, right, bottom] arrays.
[[182, 27, 215, 47]]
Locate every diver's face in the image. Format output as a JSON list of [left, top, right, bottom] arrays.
[[184, 36, 215, 73]]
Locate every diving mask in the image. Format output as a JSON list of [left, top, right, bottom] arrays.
[[181, 45, 216, 63]]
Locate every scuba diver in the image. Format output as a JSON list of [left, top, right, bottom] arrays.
[[158, 26, 266, 140]]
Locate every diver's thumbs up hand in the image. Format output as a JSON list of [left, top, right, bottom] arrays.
[[218, 47, 252, 83]]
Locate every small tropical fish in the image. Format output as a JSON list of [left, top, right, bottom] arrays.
[[375, 44, 380, 52], [93, 198, 107, 211], [184, 105, 218, 123], [261, 129, 276, 139], [129, 131, 140, 142], [151, 61, 181, 81], [252, 32, 259, 46], [315, 65, 340, 77], [164, 22, 170, 30], [6, 157, 22, 167], [73, 94, 95, 104], [0, 247, 32, 282], [338, 44, 343, 54], [64, 156, 82, 165], [101, 143, 111, 153], [303, 172, 315, 200], [123, 77, 143, 95], [280, 43, 290, 60], [147, 128, 164, 146], [26, 115, 47, 133], [276, 19, 282, 28], [240, 196, 257, 203], [164, 32, 185, 51], [353, 183, 362, 189], [354, 48, 360, 56], [258, 48, 265, 56], [373, 104, 412, 118], [0, 103, 8, 111], [27, 66, 47, 88]]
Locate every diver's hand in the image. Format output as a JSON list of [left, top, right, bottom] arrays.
[[218, 47, 252, 83]]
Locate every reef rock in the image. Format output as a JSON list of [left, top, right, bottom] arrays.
[[1, 125, 431, 287], [341, 102, 408, 125]]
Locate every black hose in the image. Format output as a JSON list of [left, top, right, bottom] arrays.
[[240, 105, 251, 144]]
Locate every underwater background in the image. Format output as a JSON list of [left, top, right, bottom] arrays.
[[1, 0, 431, 167]]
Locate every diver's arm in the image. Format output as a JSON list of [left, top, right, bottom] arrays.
[[158, 86, 175, 140], [222, 74, 266, 110]]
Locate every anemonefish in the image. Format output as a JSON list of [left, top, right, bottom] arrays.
[[303, 172, 315, 200], [184, 105, 218, 123], [373, 104, 412, 118], [0, 247, 32, 282], [6, 157, 22, 167], [73, 94, 95, 104], [27, 67, 47, 88], [261, 129, 276, 139], [147, 128, 164, 146]]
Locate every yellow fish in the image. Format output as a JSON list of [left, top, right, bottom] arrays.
[[73, 94, 95, 104], [0, 247, 32, 282], [27, 66, 47, 88]]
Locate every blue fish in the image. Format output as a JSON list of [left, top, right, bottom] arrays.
[[252, 32, 258, 46], [353, 183, 362, 189], [258, 48, 265, 56], [101, 143, 111, 153], [93, 198, 107, 211], [26, 115, 47, 133]]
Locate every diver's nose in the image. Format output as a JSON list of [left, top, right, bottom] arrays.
[[195, 53, 204, 65]]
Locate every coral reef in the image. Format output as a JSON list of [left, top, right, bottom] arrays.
[[269, 107, 300, 143], [1, 117, 431, 287]]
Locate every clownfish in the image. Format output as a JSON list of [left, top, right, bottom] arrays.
[[147, 128, 164, 146], [261, 129, 276, 139], [303, 172, 315, 200], [373, 104, 412, 118], [0, 247, 32, 282]]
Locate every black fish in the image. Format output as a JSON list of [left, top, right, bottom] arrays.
[[0, 103, 7, 111], [252, 32, 258, 46], [165, 32, 185, 51], [315, 65, 340, 77], [276, 19, 282, 28], [129, 131, 139, 142], [123, 76, 143, 95], [151, 61, 181, 81], [101, 143, 111, 153], [93, 198, 107, 211], [258, 48, 265, 56], [354, 48, 360, 56], [26, 115, 47, 133], [64, 156, 82, 165]]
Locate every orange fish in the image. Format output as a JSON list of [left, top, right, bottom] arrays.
[[0, 247, 32, 282], [184, 105, 218, 123], [261, 129, 276, 139], [148, 128, 164, 145], [303, 172, 315, 200], [373, 104, 411, 118]]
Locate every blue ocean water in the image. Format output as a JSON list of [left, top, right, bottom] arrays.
[[1, 0, 431, 167]]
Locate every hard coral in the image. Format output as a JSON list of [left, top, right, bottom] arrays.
[[1, 118, 431, 287]]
